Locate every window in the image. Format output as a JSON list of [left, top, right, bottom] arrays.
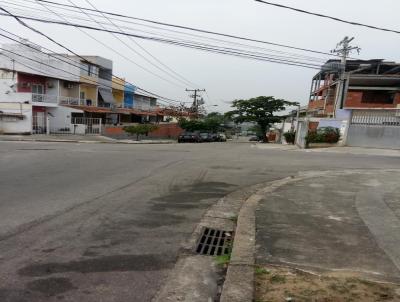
[[361, 91, 395, 104], [80, 91, 86, 100], [81, 63, 90, 76], [80, 63, 98, 77]]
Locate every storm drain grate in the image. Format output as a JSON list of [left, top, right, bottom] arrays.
[[195, 227, 232, 256]]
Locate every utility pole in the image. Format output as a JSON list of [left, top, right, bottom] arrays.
[[186, 88, 205, 118], [331, 37, 360, 117]]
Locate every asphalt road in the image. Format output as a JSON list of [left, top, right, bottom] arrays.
[[0, 141, 399, 302]]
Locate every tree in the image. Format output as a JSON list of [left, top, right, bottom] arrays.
[[123, 124, 158, 141], [226, 96, 297, 142], [178, 112, 230, 133]]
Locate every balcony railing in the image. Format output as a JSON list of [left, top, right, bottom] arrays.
[[32, 93, 59, 103], [31, 94, 86, 106], [59, 96, 86, 106]]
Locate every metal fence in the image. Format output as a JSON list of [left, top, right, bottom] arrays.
[[32, 115, 102, 135], [351, 110, 400, 126]]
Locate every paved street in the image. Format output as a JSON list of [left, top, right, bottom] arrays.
[[0, 141, 399, 302]]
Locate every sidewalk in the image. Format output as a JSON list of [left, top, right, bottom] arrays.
[[299, 146, 400, 157], [0, 135, 175, 144], [255, 143, 400, 157], [254, 170, 400, 301]]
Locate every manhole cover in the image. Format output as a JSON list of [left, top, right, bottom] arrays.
[[196, 227, 232, 256]]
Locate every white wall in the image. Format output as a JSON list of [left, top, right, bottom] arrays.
[[47, 106, 83, 133], [0, 43, 80, 82], [0, 102, 32, 134], [0, 73, 32, 103]]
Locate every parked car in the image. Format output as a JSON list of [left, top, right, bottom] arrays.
[[199, 132, 213, 142], [178, 132, 202, 143], [249, 136, 259, 142], [217, 133, 227, 142]]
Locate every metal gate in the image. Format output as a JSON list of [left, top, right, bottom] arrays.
[[347, 110, 400, 149], [32, 115, 102, 135], [32, 112, 47, 134], [71, 117, 102, 135]]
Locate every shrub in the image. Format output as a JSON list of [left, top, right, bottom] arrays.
[[283, 131, 296, 144], [123, 124, 158, 141], [306, 127, 340, 145]]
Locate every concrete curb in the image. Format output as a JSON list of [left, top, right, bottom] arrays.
[[0, 138, 176, 144], [219, 173, 339, 302], [219, 168, 400, 302], [152, 183, 267, 302]]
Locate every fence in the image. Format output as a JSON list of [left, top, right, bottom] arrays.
[[351, 110, 400, 126], [347, 109, 400, 149], [32, 115, 102, 135]]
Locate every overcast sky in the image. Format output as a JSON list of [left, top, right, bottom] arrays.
[[1, 0, 399, 112]]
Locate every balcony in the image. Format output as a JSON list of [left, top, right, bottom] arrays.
[[31, 94, 86, 106], [59, 96, 86, 106]]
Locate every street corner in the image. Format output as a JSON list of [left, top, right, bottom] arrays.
[[255, 170, 400, 282]]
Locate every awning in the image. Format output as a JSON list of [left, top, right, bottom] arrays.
[[66, 105, 112, 113], [99, 88, 115, 105]]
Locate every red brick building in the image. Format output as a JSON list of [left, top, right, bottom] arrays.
[[308, 59, 400, 117]]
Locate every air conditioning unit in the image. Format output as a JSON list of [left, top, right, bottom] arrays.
[[47, 82, 54, 88], [20, 82, 30, 88], [64, 82, 74, 89]]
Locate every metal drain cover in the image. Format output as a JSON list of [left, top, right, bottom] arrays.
[[195, 227, 232, 256]]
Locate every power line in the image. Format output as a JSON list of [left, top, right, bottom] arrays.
[[2, 0, 331, 64], [65, 0, 186, 89], [84, 0, 200, 89], [9, 0, 330, 63], [254, 0, 400, 35], [40, 0, 188, 89], [30, 0, 343, 58], [0, 12, 322, 69], [0, 10, 186, 104]]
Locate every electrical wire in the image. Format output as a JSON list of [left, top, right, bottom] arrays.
[[0, 11, 187, 105], [0, 12, 322, 69], [84, 0, 200, 89], [254, 0, 400, 35], [27, 0, 345, 58], [1, 0, 331, 63], [34, 0, 189, 90]]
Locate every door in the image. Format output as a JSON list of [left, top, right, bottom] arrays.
[[32, 111, 46, 134], [32, 84, 44, 102]]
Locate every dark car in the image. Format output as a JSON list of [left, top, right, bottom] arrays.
[[249, 136, 259, 142], [178, 132, 202, 143], [200, 132, 213, 142]]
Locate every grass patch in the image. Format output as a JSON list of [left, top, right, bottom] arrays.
[[270, 274, 286, 284], [255, 267, 270, 276], [215, 253, 231, 266], [229, 215, 238, 223]]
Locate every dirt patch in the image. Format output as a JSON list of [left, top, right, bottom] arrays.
[[255, 266, 400, 302]]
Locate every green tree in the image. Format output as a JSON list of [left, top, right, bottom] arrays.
[[178, 119, 204, 132], [123, 124, 158, 141], [226, 96, 297, 142]]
